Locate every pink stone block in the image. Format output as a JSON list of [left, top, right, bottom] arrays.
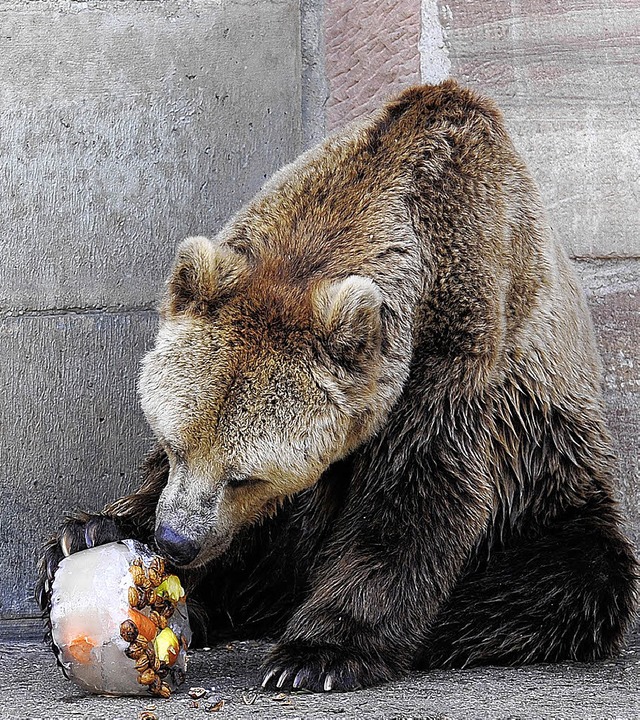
[[325, 0, 421, 130]]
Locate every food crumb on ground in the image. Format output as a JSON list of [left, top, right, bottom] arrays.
[[205, 699, 225, 712], [139, 711, 158, 720]]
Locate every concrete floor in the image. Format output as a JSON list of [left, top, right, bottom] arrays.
[[1, 629, 638, 720]]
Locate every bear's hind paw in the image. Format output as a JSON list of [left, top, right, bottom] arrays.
[[261, 641, 398, 693]]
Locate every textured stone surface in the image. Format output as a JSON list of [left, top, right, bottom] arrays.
[[576, 260, 640, 548], [0, 312, 157, 619], [419, 0, 451, 83], [325, 0, 421, 130], [301, 0, 328, 148], [441, 0, 640, 258], [0, 0, 301, 312], [0, 630, 638, 719], [2, 0, 639, 631]]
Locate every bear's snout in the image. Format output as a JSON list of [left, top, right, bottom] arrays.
[[155, 524, 200, 566]]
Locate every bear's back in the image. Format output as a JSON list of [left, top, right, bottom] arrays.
[[216, 81, 600, 402]]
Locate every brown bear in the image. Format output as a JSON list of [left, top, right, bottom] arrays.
[[38, 80, 638, 692]]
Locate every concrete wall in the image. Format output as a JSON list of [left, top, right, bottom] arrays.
[[0, 0, 301, 620], [1, 0, 637, 622]]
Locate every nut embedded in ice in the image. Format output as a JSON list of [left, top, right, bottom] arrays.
[[49, 540, 191, 697]]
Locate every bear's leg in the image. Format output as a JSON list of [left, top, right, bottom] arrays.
[[261, 448, 494, 692], [35, 445, 169, 612], [422, 499, 638, 669]]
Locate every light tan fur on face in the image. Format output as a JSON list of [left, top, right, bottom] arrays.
[[138, 251, 391, 564], [139, 86, 470, 565]]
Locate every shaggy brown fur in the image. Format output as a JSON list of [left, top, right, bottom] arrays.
[[38, 80, 637, 692]]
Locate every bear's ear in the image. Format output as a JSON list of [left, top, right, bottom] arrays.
[[313, 275, 383, 367], [164, 236, 247, 316]]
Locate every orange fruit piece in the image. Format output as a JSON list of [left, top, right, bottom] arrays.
[[67, 635, 96, 664], [128, 608, 159, 642]]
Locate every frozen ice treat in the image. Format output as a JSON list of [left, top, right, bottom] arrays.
[[49, 540, 191, 697]]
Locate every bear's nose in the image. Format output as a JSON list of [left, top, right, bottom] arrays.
[[154, 525, 200, 566]]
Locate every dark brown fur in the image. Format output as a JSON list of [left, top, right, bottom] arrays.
[[37, 81, 638, 692]]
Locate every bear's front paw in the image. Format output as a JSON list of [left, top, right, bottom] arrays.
[[35, 512, 129, 612], [261, 641, 399, 693]]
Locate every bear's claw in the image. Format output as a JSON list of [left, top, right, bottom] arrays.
[[83, 514, 125, 550], [35, 512, 132, 613], [261, 641, 397, 693]]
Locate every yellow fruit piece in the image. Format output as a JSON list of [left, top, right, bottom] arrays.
[[155, 575, 184, 602], [153, 627, 180, 666]]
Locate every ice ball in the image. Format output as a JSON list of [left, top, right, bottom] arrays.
[[49, 540, 191, 697]]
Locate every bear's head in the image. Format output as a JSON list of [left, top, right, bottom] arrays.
[[138, 236, 388, 567]]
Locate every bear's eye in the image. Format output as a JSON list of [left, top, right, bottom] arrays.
[[226, 475, 265, 490]]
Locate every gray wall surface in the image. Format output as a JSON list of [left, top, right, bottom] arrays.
[[0, 0, 301, 619], [440, 0, 638, 259]]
